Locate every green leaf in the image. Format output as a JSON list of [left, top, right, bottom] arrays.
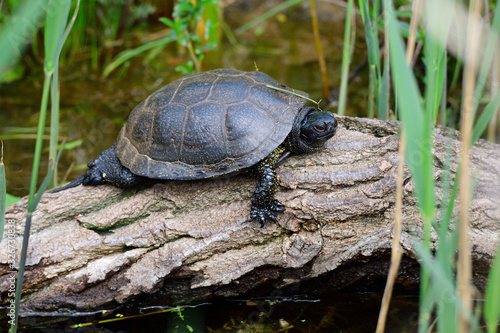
[[28, 146, 64, 213], [359, 0, 381, 78], [338, 0, 355, 116], [0, 0, 46, 82], [384, 0, 425, 201], [472, 89, 500, 144], [377, 57, 390, 119], [0, 156, 5, 242], [103, 36, 175, 77], [484, 242, 500, 333], [0, 64, 25, 83], [6, 194, 21, 206], [472, 2, 500, 116], [60, 139, 83, 150], [159, 17, 175, 29], [44, 0, 72, 73]]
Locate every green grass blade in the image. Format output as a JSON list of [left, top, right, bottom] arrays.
[[0, 0, 46, 81], [47, 0, 80, 187], [49, 66, 60, 187], [11, 145, 63, 332], [424, 0, 452, 122], [435, 156, 459, 333], [29, 146, 64, 212], [388, 1, 436, 219], [437, 129, 456, 233], [383, 0, 425, 203], [377, 56, 389, 119], [10, 70, 51, 333], [383, 2, 437, 330], [472, 88, 500, 144], [439, 55, 448, 126], [6, 194, 20, 206], [367, 65, 376, 118], [472, 0, 500, 116], [0, 143, 5, 242], [338, 0, 355, 116], [203, 0, 222, 45], [484, 242, 500, 333], [234, 0, 304, 35], [44, 0, 71, 73], [103, 35, 175, 77], [358, 0, 381, 78], [11, 17, 54, 330], [425, 47, 446, 122], [28, 73, 51, 200], [415, 240, 479, 332]]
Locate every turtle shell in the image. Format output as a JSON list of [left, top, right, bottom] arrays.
[[115, 68, 308, 180]]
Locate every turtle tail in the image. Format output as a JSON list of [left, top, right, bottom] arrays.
[[49, 175, 86, 193]]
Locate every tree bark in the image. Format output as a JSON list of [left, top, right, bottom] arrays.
[[1, 115, 499, 313]]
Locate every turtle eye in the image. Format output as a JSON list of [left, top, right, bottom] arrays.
[[314, 124, 325, 131]]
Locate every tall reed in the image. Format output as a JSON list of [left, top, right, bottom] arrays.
[[358, 0, 389, 119], [309, 0, 330, 101], [375, 1, 422, 331], [7, 1, 79, 332], [338, 0, 355, 116], [0, 142, 5, 242], [355, 0, 500, 331]]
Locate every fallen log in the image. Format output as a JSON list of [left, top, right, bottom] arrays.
[[1, 115, 499, 313]]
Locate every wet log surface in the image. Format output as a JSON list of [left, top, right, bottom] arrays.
[[1, 115, 499, 313]]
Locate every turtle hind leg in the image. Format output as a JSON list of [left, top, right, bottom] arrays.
[[50, 143, 144, 193]]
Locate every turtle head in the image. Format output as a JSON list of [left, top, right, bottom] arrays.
[[81, 160, 106, 186], [300, 108, 337, 144], [285, 107, 337, 154]]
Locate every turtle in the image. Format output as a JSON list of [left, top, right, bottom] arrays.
[[52, 68, 338, 225]]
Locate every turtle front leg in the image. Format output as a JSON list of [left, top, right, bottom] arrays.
[[248, 147, 286, 226]]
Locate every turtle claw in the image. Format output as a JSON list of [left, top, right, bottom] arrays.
[[270, 200, 285, 212], [250, 198, 285, 226]]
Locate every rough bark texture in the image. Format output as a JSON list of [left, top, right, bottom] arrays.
[[1, 116, 499, 314]]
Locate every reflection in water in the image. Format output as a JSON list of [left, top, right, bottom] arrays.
[[1, 290, 419, 332]]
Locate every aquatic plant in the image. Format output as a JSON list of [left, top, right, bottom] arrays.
[[104, 0, 220, 76], [358, 0, 500, 332], [1, 0, 79, 331]]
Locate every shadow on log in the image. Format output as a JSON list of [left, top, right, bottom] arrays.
[[1, 116, 499, 313]]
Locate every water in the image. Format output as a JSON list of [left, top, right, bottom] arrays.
[[3, 290, 419, 332]]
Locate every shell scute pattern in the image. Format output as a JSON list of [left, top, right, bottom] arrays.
[[225, 102, 275, 158], [115, 69, 307, 180], [149, 103, 187, 162], [180, 101, 227, 165], [171, 73, 216, 105], [209, 75, 252, 105]]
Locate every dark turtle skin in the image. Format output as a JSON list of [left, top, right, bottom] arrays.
[[52, 68, 338, 226]]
